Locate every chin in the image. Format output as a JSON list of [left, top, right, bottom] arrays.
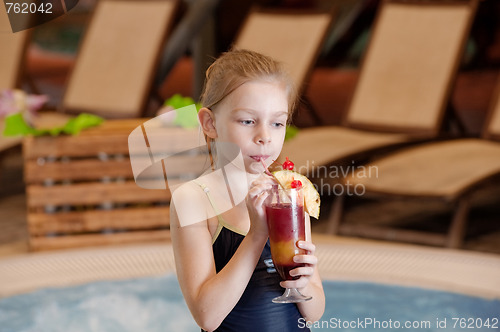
[[245, 161, 264, 174]]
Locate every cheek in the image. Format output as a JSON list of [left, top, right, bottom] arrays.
[[226, 130, 247, 147], [274, 128, 287, 145], [271, 131, 286, 153], [217, 125, 248, 150]]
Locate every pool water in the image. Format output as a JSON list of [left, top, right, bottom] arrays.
[[0, 274, 498, 332]]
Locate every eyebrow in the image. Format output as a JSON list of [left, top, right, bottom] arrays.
[[231, 108, 288, 117]]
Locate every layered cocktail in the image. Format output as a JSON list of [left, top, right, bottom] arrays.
[[265, 184, 312, 303], [261, 157, 320, 303], [266, 187, 305, 280]]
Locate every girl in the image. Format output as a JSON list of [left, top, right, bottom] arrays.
[[170, 49, 325, 332]]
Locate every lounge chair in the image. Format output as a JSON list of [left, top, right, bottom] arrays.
[[59, 0, 179, 119], [233, 6, 335, 123], [334, 73, 500, 248], [278, 0, 479, 174], [2, 0, 180, 134]]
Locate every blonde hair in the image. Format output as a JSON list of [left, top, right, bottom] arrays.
[[199, 49, 298, 170], [200, 49, 298, 118]]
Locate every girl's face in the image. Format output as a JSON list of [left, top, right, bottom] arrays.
[[209, 80, 289, 174]]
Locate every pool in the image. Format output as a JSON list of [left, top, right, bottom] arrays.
[[1, 273, 498, 332]]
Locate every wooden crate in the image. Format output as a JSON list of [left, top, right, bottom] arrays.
[[23, 119, 203, 251]]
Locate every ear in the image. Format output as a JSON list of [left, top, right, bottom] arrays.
[[198, 107, 218, 139]]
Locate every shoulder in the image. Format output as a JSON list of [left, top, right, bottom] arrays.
[[172, 180, 206, 201], [171, 180, 211, 228]]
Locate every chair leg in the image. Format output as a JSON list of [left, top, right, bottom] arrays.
[[299, 95, 323, 126], [447, 196, 471, 249], [0, 155, 4, 185], [24, 74, 41, 95], [442, 101, 467, 136], [327, 194, 345, 234]]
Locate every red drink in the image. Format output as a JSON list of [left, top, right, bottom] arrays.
[[266, 201, 306, 281], [264, 185, 312, 303]]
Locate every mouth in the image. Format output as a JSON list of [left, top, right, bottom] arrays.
[[250, 155, 270, 162]]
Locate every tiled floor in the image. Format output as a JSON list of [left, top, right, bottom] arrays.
[[1, 147, 499, 257]]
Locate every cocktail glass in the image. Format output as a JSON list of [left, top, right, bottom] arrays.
[[265, 184, 312, 303]]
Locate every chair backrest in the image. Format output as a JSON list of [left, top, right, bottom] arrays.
[[61, 0, 178, 118], [234, 8, 334, 96], [0, 9, 30, 90], [344, 0, 478, 137], [483, 74, 500, 140]]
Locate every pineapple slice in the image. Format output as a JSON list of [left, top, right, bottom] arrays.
[[273, 170, 320, 219]]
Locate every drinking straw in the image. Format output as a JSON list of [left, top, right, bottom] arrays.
[[260, 158, 290, 202]]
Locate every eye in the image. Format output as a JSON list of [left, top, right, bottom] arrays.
[[240, 119, 255, 125], [272, 122, 285, 128]]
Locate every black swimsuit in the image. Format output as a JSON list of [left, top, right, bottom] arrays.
[[198, 183, 310, 332]]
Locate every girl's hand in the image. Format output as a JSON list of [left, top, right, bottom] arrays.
[[246, 174, 274, 236], [280, 241, 318, 289]]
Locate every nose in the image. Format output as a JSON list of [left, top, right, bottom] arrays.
[[255, 125, 271, 145]]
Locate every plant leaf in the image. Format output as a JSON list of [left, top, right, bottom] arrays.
[[285, 125, 299, 141], [2, 113, 36, 136], [164, 94, 202, 129], [2, 113, 104, 137], [62, 113, 105, 135]]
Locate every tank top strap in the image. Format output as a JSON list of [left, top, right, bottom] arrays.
[[193, 180, 247, 243], [193, 181, 224, 243]]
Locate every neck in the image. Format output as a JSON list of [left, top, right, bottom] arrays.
[[245, 172, 261, 186]]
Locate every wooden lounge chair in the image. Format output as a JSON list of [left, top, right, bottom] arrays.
[[2, 0, 179, 126], [59, 0, 179, 118], [2, 0, 179, 136], [278, 0, 478, 174], [334, 73, 500, 249], [233, 7, 335, 123]]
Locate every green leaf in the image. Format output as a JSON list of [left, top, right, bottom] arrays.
[[62, 113, 105, 135], [173, 106, 199, 128], [164, 94, 201, 110], [2, 112, 104, 137], [285, 125, 299, 141], [2, 113, 36, 136], [164, 94, 186, 109], [164, 94, 202, 129]]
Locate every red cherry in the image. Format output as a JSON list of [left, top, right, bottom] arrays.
[[290, 179, 302, 189], [282, 157, 294, 170]]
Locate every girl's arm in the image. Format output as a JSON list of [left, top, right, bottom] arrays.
[[170, 179, 271, 332]]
